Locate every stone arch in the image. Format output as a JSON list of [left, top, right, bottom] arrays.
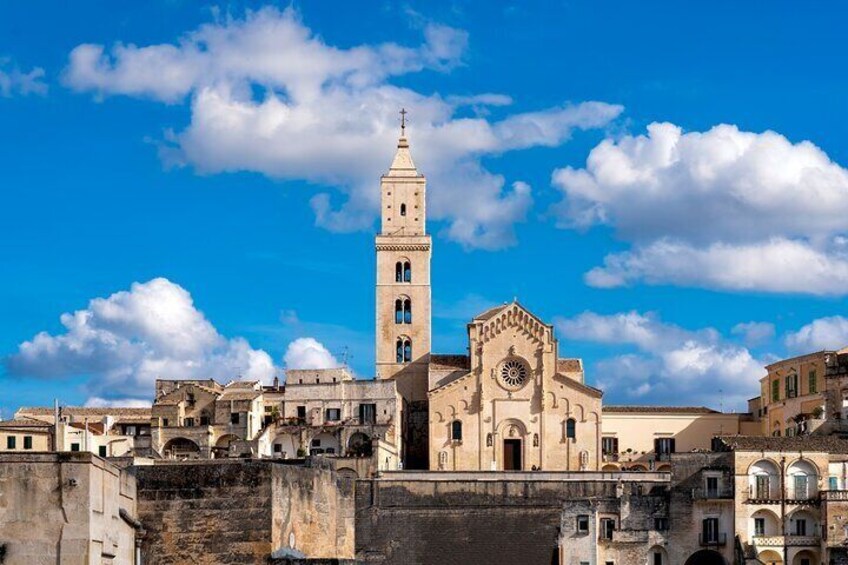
[[656, 464, 672, 472], [459, 399, 469, 412], [573, 403, 585, 421], [162, 437, 200, 459], [751, 508, 780, 536], [786, 508, 818, 534], [272, 432, 299, 459], [336, 467, 358, 480], [791, 550, 817, 565], [601, 463, 620, 472], [683, 549, 726, 565], [311, 431, 340, 455], [757, 549, 783, 565], [348, 432, 372, 457], [435, 411, 445, 423], [647, 545, 668, 565], [213, 434, 240, 458], [546, 392, 558, 409], [628, 464, 648, 472]]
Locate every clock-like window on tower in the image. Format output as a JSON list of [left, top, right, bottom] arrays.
[[396, 337, 412, 363], [395, 260, 412, 282], [400, 203, 407, 216], [395, 297, 412, 324]]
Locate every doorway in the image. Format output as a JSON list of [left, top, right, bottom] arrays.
[[503, 439, 522, 470]]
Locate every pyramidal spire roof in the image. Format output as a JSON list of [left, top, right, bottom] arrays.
[[387, 134, 419, 177]]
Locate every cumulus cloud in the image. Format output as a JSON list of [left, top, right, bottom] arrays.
[[283, 337, 340, 370], [785, 316, 848, 353], [5, 278, 276, 403], [64, 7, 621, 249], [731, 321, 776, 347], [552, 122, 848, 294], [0, 57, 47, 97], [558, 310, 764, 409]]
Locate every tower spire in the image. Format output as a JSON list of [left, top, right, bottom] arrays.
[[400, 108, 407, 137]]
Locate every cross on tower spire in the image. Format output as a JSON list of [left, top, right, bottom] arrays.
[[400, 108, 407, 136]]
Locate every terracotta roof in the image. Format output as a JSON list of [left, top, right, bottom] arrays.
[[18, 407, 151, 418], [67, 422, 105, 435], [715, 435, 848, 454], [430, 354, 470, 371], [557, 358, 582, 373], [603, 406, 719, 414], [219, 390, 261, 401], [0, 417, 52, 428]]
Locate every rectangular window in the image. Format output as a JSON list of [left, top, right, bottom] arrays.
[[705, 476, 719, 497], [274, 443, 282, 453], [311, 439, 321, 447], [809, 370, 817, 394], [702, 518, 719, 543], [230, 413, 240, 425], [830, 476, 839, 490], [602, 437, 618, 455], [126, 425, 136, 436], [99, 445, 107, 457], [71, 443, 80, 452], [23, 436, 32, 450], [200, 416, 210, 426], [754, 517, 765, 536], [599, 518, 615, 540], [162, 418, 169, 427], [576, 515, 589, 533], [654, 437, 675, 455], [794, 475, 809, 499], [786, 374, 798, 398], [756, 475, 770, 499], [772, 379, 780, 402], [6, 436, 16, 449], [326, 408, 341, 422], [297, 406, 307, 420], [654, 517, 668, 531], [184, 417, 195, 427], [359, 403, 377, 425], [795, 518, 807, 536], [653, 552, 663, 565]]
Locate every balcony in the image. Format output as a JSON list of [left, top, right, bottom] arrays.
[[786, 486, 818, 503], [821, 490, 848, 501], [602, 452, 619, 463], [692, 486, 734, 500], [753, 535, 819, 547], [699, 533, 727, 546], [748, 484, 781, 503]]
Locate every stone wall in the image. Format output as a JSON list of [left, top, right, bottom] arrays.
[[0, 452, 137, 565], [355, 471, 671, 565], [134, 460, 354, 565]]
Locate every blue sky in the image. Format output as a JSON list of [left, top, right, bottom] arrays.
[[2, 1, 848, 417]]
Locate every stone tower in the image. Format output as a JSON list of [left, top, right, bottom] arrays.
[[375, 123, 432, 408]]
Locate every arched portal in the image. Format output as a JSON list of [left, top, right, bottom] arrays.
[[162, 437, 200, 460], [647, 545, 668, 565], [683, 550, 726, 565], [213, 434, 240, 458], [348, 432, 373, 457], [758, 549, 783, 565]]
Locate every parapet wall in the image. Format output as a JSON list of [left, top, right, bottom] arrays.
[[135, 460, 354, 565]]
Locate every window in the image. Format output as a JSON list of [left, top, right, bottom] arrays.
[[311, 439, 321, 447], [601, 436, 618, 455], [566, 418, 576, 439], [450, 420, 463, 442], [126, 425, 136, 436], [23, 436, 32, 450], [599, 518, 615, 540], [396, 337, 412, 363], [794, 475, 809, 499], [576, 515, 589, 533], [654, 517, 669, 531], [184, 417, 195, 427], [400, 203, 407, 216], [163, 418, 169, 427], [6, 436, 15, 449], [653, 551, 663, 565], [395, 261, 412, 282], [98, 445, 107, 457], [297, 406, 307, 420], [654, 437, 675, 455], [772, 379, 780, 402], [754, 517, 765, 536], [394, 298, 412, 324], [786, 373, 798, 399], [830, 476, 839, 490], [359, 403, 377, 425], [230, 413, 240, 425], [755, 475, 770, 499], [200, 416, 210, 426], [274, 443, 282, 453], [795, 517, 807, 536], [71, 443, 80, 452], [702, 518, 719, 543], [705, 476, 720, 497], [326, 408, 341, 422], [809, 369, 817, 394]]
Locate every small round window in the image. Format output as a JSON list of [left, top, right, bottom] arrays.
[[499, 359, 528, 390]]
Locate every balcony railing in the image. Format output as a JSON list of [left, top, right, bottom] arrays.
[[692, 486, 734, 500], [602, 452, 619, 462], [699, 533, 727, 546], [748, 484, 782, 502], [786, 486, 818, 501], [821, 490, 848, 501], [753, 535, 820, 547]]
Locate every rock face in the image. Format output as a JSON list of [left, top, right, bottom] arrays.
[[134, 460, 355, 565]]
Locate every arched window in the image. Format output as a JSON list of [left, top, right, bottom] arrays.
[[396, 337, 412, 363], [404, 298, 412, 324], [451, 420, 463, 441], [400, 203, 407, 216], [403, 261, 411, 282], [395, 297, 412, 324], [566, 418, 576, 439], [395, 299, 403, 324], [395, 262, 403, 282]]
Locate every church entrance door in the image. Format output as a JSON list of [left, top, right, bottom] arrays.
[[503, 439, 522, 470]]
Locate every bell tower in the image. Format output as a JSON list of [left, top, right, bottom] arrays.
[[375, 110, 432, 405]]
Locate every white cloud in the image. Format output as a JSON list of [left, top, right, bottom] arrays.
[[64, 7, 621, 249], [5, 278, 277, 402], [732, 321, 776, 347], [785, 316, 848, 353], [553, 122, 848, 294], [558, 310, 764, 409], [283, 337, 340, 370], [0, 57, 47, 97], [84, 397, 151, 408]]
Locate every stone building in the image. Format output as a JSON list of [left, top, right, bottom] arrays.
[[757, 351, 830, 437]]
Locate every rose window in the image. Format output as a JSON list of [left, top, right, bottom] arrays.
[[499, 359, 528, 389]]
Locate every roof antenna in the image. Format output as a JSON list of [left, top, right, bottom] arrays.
[[339, 346, 352, 368]]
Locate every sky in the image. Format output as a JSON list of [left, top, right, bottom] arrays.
[[2, 1, 848, 417]]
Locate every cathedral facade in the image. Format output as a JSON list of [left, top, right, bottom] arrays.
[[375, 129, 603, 471]]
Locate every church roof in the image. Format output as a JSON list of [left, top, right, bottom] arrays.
[[557, 358, 583, 373], [430, 354, 470, 371], [386, 136, 419, 177], [603, 405, 718, 414], [474, 304, 510, 321]]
